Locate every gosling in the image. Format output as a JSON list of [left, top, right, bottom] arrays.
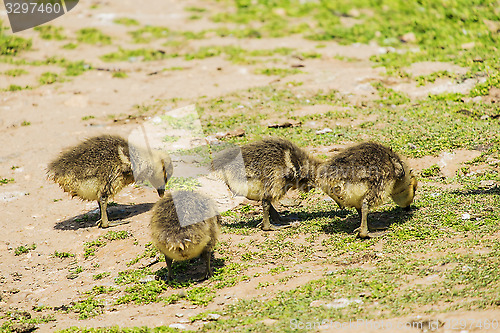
[[150, 190, 221, 280], [47, 135, 173, 228], [212, 138, 319, 231], [317, 142, 417, 238]]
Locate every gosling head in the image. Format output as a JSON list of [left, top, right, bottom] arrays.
[[153, 151, 173, 198], [391, 170, 418, 209]]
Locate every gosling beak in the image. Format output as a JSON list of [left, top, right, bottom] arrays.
[[156, 188, 165, 197]]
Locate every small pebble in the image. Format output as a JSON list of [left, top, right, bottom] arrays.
[[139, 275, 156, 283], [316, 128, 332, 135], [169, 323, 186, 330], [461, 213, 471, 220], [207, 313, 221, 321]]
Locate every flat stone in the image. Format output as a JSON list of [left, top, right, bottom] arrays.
[[207, 313, 221, 321], [169, 323, 187, 330]]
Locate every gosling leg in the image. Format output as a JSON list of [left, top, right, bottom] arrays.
[[203, 250, 212, 280], [165, 255, 173, 280], [96, 196, 109, 228], [269, 203, 283, 223], [354, 199, 370, 239], [259, 199, 287, 231], [97, 195, 130, 228]]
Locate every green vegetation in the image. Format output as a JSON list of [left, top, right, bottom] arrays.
[[101, 48, 175, 62], [185, 6, 207, 12], [113, 17, 140, 26], [71, 297, 104, 319], [208, 0, 499, 68], [112, 71, 128, 78], [254, 67, 303, 77], [62, 42, 78, 50], [194, 85, 499, 158], [92, 272, 110, 280], [54, 176, 500, 331], [203, 0, 500, 95], [101, 44, 312, 64], [0, 56, 90, 77], [421, 164, 442, 178], [14, 243, 36, 255], [83, 231, 131, 259], [0, 23, 32, 55], [39, 71, 60, 85], [6, 84, 28, 91], [3, 68, 28, 77], [372, 82, 410, 105], [0, 178, 14, 185], [129, 26, 171, 43], [163, 66, 186, 71], [415, 70, 455, 86], [67, 265, 83, 280], [58, 326, 179, 332], [470, 72, 500, 97], [162, 135, 180, 143], [53, 251, 75, 258], [76, 28, 112, 45], [1, 2, 500, 332], [183, 45, 298, 64], [34, 25, 66, 40], [127, 242, 158, 266], [212, 8, 311, 38], [1, 310, 55, 332], [127, 25, 206, 43], [64, 61, 91, 76], [165, 177, 202, 191], [83, 238, 106, 259], [113, 263, 244, 307]]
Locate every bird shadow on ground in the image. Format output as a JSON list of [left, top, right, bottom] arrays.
[[317, 206, 418, 235], [223, 217, 261, 230], [155, 256, 226, 283], [451, 185, 499, 196], [222, 210, 301, 230], [54, 203, 154, 230], [222, 205, 417, 235]]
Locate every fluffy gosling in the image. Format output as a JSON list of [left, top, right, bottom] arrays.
[[317, 142, 417, 238], [47, 135, 173, 228], [150, 190, 221, 280], [212, 137, 319, 231]]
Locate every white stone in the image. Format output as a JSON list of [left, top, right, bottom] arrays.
[[207, 313, 221, 321], [169, 324, 187, 329], [316, 128, 332, 135]]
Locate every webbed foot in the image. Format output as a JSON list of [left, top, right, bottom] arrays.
[[258, 221, 300, 231], [97, 219, 131, 228], [353, 227, 371, 239]]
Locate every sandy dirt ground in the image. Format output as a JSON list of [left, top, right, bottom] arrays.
[[0, 0, 499, 332]]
